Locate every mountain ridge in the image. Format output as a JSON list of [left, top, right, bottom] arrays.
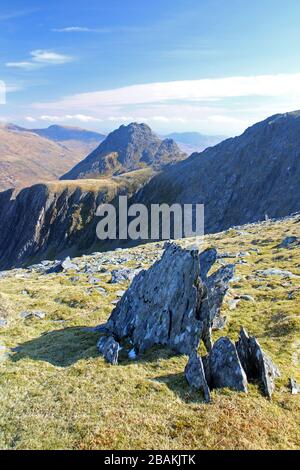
[[61, 122, 187, 180]]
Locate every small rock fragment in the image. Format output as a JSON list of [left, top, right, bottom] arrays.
[[0, 318, 8, 327], [277, 236, 299, 249], [289, 378, 299, 395], [62, 257, 78, 271], [97, 336, 120, 365], [185, 351, 211, 402]]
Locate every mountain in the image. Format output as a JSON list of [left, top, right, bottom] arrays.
[[0, 124, 90, 191], [31, 124, 105, 144], [61, 122, 187, 180], [131, 111, 300, 234], [166, 132, 227, 153], [0, 169, 153, 269], [1, 110, 300, 270]]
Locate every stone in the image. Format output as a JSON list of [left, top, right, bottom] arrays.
[[199, 248, 217, 279], [228, 298, 241, 310], [277, 236, 299, 249], [217, 252, 237, 259], [45, 261, 64, 274], [185, 351, 211, 402], [199, 264, 235, 350], [257, 268, 299, 278], [89, 276, 101, 285], [236, 328, 280, 398], [19, 311, 46, 320], [0, 318, 8, 327], [62, 257, 78, 271], [289, 378, 299, 395], [209, 337, 248, 393], [110, 268, 142, 284], [239, 294, 255, 302], [116, 290, 126, 297], [212, 315, 227, 330], [99, 243, 205, 356], [97, 336, 120, 365]]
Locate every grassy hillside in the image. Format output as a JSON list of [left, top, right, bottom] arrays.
[[0, 126, 99, 191], [0, 216, 299, 450]]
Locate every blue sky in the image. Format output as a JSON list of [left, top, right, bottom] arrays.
[[1, 0, 300, 135]]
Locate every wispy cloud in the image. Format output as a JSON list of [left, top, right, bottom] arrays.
[[38, 114, 103, 123], [52, 25, 149, 34], [6, 49, 74, 70], [27, 73, 300, 134], [52, 26, 108, 33], [0, 9, 38, 21], [32, 73, 300, 109]]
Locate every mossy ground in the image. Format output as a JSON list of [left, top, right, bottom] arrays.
[[0, 217, 299, 450]]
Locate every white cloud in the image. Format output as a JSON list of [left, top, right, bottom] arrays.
[[53, 26, 93, 32], [39, 114, 103, 123], [26, 73, 300, 135], [52, 25, 147, 34], [32, 73, 300, 110], [6, 49, 74, 70], [25, 116, 37, 122]]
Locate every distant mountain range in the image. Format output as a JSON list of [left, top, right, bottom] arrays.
[[0, 111, 299, 269], [165, 132, 227, 154], [30, 124, 106, 144], [61, 122, 187, 180], [0, 124, 104, 191]]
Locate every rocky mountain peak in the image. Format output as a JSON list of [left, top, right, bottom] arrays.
[[61, 122, 187, 180]]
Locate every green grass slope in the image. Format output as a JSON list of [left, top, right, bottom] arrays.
[[0, 216, 299, 449]]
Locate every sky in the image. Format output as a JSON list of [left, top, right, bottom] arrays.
[[1, 0, 300, 136]]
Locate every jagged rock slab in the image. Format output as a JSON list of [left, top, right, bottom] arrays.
[[185, 351, 211, 402], [236, 328, 280, 398], [97, 336, 120, 365], [198, 263, 235, 350], [208, 337, 248, 393], [99, 243, 204, 355]]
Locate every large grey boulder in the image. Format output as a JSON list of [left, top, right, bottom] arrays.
[[185, 351, 211, 402], [99, 243, 205, 355], [236, 328, 280, 398], [208, 337, 248, 393]]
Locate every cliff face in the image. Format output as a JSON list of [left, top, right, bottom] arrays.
[[131, 111, 300, 233], [0, 170, 153, 269], [61, 122, 187, 180]]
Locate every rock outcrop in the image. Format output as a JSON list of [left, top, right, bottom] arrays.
[[61, 122, 186, 180], [184, 351, 211, 402], [97, 243, 235, 361], [207, 337, 248, 392], [236, 328, 280, 398], [99, 243, 204, 356]]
